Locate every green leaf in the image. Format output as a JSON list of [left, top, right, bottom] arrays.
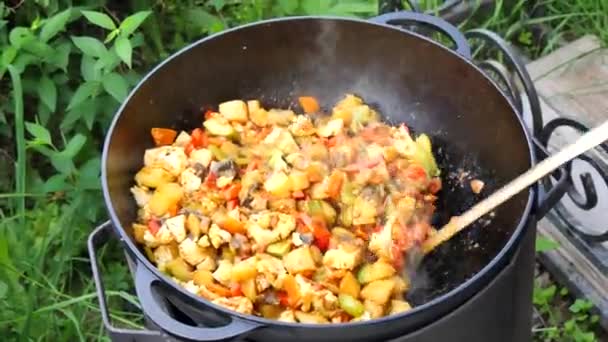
[[119, 10, 152, 37], [67, 81, 98, 110], [71, 36, 107, 57], [61, 133, 87, 159], [9, 27, 35, 48], [50, 153, 75, 175], [330, 1, 378, 15], [185, 9, 225, 34], [25, 122, 52, 145], [43, 174, 69, 192], [569, 299, 593, 313], [38, 102, 52, 126], [82, 10, 116, 30], [104, 29, 119, 43], [114, 36, 132, 68], [102, 72, 129, 102], [211, 0, 226, 11], [0, 280, 7, 300], [48, 42, 71, 71], [38, 76, 57, 111], [78, 157, 101, 190], [277, 0, 299, 14], [535, 236, 560, 252], [81, 55, 100, 82], [301, 0, 331, 15], [40, 9, 71, 42]]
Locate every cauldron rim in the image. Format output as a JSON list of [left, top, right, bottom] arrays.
[[101, 15, 536, 330]]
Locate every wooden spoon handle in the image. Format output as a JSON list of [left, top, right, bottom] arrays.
[[422, 120, 608, 255]]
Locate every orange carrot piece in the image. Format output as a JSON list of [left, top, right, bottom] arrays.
[[151, 128, 177, 146], [326, 170, 344, 199], [298, 96, 320, 114], [207, 283, 232, 297]]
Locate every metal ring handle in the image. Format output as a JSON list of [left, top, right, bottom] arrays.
[[370, 11, 472, 59], [87, 222, 166, 342], [134, 263, 261, 341]]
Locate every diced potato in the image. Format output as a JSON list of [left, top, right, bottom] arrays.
[[165, 214, 187, 243], [192, 269, 214, 286], [166, 258, 193, 281], [208, 224, 232, 248], [153, 244, 179, 266], [144, 146, 188, 176], [389, 300, 412, 314], [180, 167, 202, 192], [135, 166, 175, 188], [289, 170, 310, 191], [189, 148, 212, 167], [133, 223, 147, 244], [204, 117, 236, 136], [317, 118, 344, 137], [392, 275, 410, 297], [263, 127, 299, 154], [267, 109, 295, 126], [360, 279, 396, 305], [178, 237, 207, 266], [250, 108, 269, 127], [309, 245, 323, 264], [174, 131, 191, 147], [131, 186, 152, 207], [232, 257, 258, 282], [339, 271, 361, 298], [309, 183, 329, 200], [357, 260, 396, 284], [283, 246, 317, 274], [149, 183, 183, 217], [247, 100, 262, 114], [212, 260, 233, 286], [264, 171, 292, 197], [186, 214, 201, 239], [322, 244, 363, 270], [219, 100, 248, 122], [212, 296, 253, 314], [352, 196, 377, 225], [277, 310, 297, 322], [363, 299, 385, 319], [241, 277, 257, 302], [294, 311, 329, 324], [289, 115, 316, 136], [259, 304, 283, 319]]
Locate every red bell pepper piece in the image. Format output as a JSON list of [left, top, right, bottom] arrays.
[[148, 219, 161, 236]]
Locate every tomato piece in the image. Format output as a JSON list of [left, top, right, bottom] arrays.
[[204, 109, 215, 120], [191, 128, 208, 148], [298, 96, 320, 114], [230, 283, 243, 297], [185, 143, 195, 156], [223, 183, 241, 200], [428, 177, 442, 194], [392, 245, 404, 269], [227, 199, 239, 210], [311, 218, 331, 252], [278, 291, 290, 307], [292, 190, 305, 199], [405, 164, 427, 182], [326, 170, 344, 199], [218, 216, 247, 235], [148, 219, 161, 236], [151, 128, 177, 146], [204, 172, 217, 188]]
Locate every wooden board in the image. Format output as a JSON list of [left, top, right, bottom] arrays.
[[525, 35, 608, 330]]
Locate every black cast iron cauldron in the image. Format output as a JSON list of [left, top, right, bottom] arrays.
[[89, 11, 567, 342]]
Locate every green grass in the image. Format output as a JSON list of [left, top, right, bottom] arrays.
[[0, 0, 607, 341]]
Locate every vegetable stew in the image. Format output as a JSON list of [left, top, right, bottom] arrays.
[[130, 94, 442, 323]]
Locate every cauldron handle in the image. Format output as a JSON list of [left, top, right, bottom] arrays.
[[369, 11, 472, 59], [88, 222, 262, 341], [134, 261, 262, 341], [88, 222, 166, 342]]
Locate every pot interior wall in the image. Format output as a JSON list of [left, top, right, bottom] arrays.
[[104, 18, 533, 306]]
